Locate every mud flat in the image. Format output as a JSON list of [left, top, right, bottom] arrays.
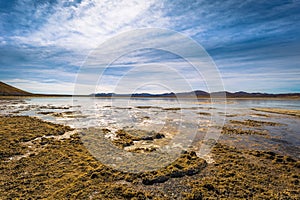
[[252, 108, 300, 117], [0, 116, 299, 199]]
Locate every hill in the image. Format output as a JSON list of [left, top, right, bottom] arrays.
[[93, 90, 300, 98], [0, 81, 32, 96], [1, 81, 299, 98]]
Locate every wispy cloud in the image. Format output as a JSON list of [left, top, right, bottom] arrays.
[[11, 0, 170, 51], [5, 78, 75, 94], [0, 0, 300, 94]]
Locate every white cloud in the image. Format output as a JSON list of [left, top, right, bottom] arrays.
[[5, 79, 75, 94], [14, 0, 170, 52], [4, 0, 298, 94]]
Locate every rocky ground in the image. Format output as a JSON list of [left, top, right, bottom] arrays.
[[0, 116, 299, 199]]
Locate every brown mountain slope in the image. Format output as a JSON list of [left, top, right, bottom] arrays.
[[0, 81, 32, 96]]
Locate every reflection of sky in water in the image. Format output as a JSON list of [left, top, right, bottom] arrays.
[[0, 97, 299, 159]]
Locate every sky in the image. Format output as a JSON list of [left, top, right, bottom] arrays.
[[0, 0, 300, 94]]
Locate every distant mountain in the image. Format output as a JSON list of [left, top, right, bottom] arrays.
[[0, 81, 32, 96], [1, 81, 299, 98], [218, 91, 300, 98], [92, 90, 210, 98], [93, 90, 300, 98]]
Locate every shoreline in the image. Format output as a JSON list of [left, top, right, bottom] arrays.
[[1, 95, 300, 100]]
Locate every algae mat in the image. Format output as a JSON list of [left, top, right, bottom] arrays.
[[0, 116, 299, 199]]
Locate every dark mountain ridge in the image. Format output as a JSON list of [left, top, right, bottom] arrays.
[[93, 90, 300, 98], [0, 81, 299, 98]]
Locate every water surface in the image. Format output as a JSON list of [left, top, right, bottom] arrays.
[[1, 97, 299, 159]]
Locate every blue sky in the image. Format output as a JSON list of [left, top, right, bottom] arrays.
[[0, 0, 299, 94]]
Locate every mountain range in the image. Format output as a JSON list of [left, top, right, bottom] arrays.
[[92, 90, 300, 98], [1, 81, 299, 98]]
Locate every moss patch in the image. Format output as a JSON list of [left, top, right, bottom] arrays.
[[0, 116, 73, 159], [112, 129, 165, 148], [0, 116, 299, 199], [185, 143, 300, 199], [221, 126, 268, 135], [230, 119, 282, 127], [252, 108, 300, 117], [197, 112, 211, 116]]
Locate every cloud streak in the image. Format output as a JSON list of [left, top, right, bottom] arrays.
[[0, 0, 300, 94]]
